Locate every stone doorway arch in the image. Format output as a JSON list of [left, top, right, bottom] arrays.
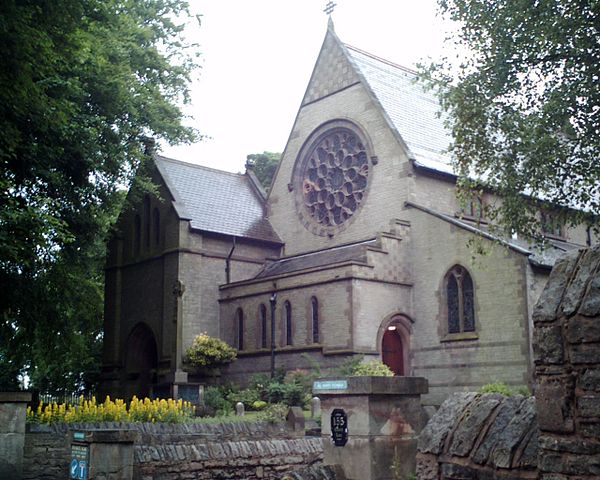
[[124, 323, 158, 399], [378, 315, 412, 376]]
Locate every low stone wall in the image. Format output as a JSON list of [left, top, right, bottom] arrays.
[[416, 392, 538, 479], [24, 421, 325, 479]]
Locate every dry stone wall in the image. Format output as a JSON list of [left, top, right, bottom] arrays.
[[416, 392, 538, 479], [532, 245, 600, 479], [23, 421, 326, 480]]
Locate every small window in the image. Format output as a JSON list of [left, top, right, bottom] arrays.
[[134, 214, 141, 255], [311, 297, 319, 343], [144, 195, 151, 248], [259, 304, 267, 349], [445, 265, 475, 334], [236, 308, 244, 350], [541, 212, 562, 238], [460, 196, 483, 220], [284, 301, 292, 346], [153, 208, 160, 246]]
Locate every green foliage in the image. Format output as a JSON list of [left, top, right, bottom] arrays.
[[336, 355, 365, 376], [251, 400, 268, 411], [226, 387, 261, 410], [351, 360, 394, 377], [246, 152, 280, 191], [479, 382, 530, 397], [203, 387, 233, 416], [186, 334, 237, 368], [258, 403, 288, 423], [426, 0, 599, 241], [0, 0, 199, 392]]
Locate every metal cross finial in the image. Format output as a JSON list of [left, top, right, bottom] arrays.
[[323, 1, 336, 16]]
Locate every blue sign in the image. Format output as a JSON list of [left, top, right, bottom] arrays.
[[313, 380, 348, 391], [70, 444, 89, 480]]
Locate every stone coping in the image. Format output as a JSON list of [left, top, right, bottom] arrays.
[[0, 391, 32, 403], [313, 376, 428, 396]]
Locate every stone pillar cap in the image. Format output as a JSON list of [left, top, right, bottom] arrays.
[[0, 392, 32, 403]]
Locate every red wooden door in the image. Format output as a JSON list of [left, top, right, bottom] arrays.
[[382, 330, 404, 376]]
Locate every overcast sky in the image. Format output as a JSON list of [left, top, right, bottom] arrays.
[[162, 1, 452, 173]]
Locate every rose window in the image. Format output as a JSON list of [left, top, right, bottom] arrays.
[[301, 128, 369, 227]]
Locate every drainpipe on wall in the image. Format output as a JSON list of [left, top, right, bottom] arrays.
[[225, 236, 236, 284]]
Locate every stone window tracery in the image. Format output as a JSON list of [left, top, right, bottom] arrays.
[[445, 266, 475, 334], [293, 120, 374, 236]]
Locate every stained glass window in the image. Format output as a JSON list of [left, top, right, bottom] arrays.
[[284, 301, 292, 346], [446, 266, 476, 335], [311, 297, 319, 343], [236, 308, 244, 350], [259, 304, 267, 349]]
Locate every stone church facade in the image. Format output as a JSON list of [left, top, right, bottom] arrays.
[[100, 23, 596, 407]]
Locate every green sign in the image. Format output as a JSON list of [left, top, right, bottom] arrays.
[[73, 432, 85, 441], [313, 380, 348, 391]]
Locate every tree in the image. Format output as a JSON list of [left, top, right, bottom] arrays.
[[0, 1, 199, 393], [428, 0, 599, 240], [246, 152, 280, 191]]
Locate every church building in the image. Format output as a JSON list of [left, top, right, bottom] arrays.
[[100, 22, 595, 407]]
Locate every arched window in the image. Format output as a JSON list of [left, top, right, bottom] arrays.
[[446, 266, 475, 334], [134, 214, 141, 255], [144, 195, 151, 248], [153, 208, 160, 246], [311, 297, 319, 343], [236, 308, 244, 350], [284, 301, 292, 346], [259, 304, 267, 349]]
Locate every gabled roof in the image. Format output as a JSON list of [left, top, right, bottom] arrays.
[[343, 43, 454, 175], [154, 155, 282, 244]]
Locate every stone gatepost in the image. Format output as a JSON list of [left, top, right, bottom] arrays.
[[532, 245, 600, 479], [70, 430, 138, 480], [0, 391, 31, 479], [314, 376, 428, 480]]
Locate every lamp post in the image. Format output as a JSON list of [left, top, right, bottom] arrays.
[[269, 292, 277, 378]]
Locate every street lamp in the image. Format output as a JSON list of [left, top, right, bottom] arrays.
[[269, 292, 277, 378]]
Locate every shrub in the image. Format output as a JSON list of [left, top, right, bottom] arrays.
[[227, 387, 261, 410], [351, 360, 394, 377], [252, 400, 268, 411], [203, 386, 233, 416], [26, 396, 195, 424], [186, 333, 237, 368], [258, 403, 288, 423], [480, 382, 531, 397]]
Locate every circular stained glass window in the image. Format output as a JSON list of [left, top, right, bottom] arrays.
[[297, 125, 371, 232]]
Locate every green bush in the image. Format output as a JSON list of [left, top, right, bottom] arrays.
[[252, 400, 268, 411], [351, 360, 394, 377], [258, 403, 288, 423], [186, 333, 237, 368], [203, 386, 233, 416], [227, 387, 261, 410]]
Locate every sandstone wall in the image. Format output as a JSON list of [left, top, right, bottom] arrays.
[[532, 245, 600, 478], [416, 392, 538, 479], [23, 421, 325, 480]]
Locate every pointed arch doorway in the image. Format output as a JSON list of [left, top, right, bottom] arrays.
[[380, 316, 412, 376], [125, 323, 158, 399]]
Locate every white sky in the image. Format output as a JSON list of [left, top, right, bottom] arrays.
[[162, 0, 452, 173]]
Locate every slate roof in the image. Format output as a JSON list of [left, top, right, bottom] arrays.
[[405, 201, 582, 268], [255, 239, 378, 278], [154, 155, 281, 243], [344, 44, 454, 175]]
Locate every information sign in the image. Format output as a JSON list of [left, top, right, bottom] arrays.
[[70, 444, 89, 480], [330, 408, 348, 447], [313, 380, 348, 391]]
